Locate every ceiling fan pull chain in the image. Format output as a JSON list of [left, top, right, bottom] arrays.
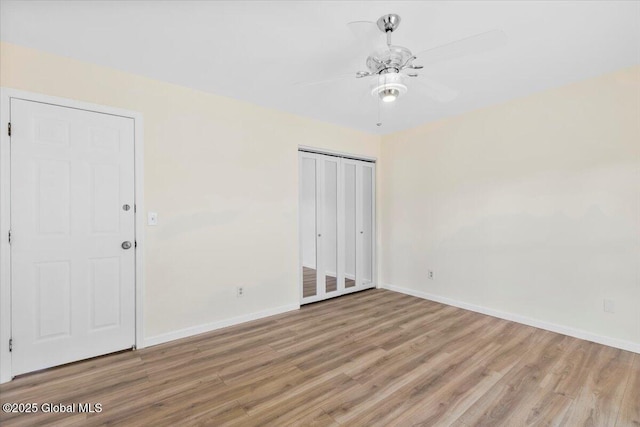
[[377, 75, 382, 127]]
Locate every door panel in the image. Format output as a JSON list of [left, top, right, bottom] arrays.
[[89, 257, 121, 330], [361, 164, 374, 286], [322, 157, 340, 295], [36, 261, 71, 339], [343, 162, 357, 289], [37, 159, 70, 234], [300, 155, 318, 299], [91, 164, 121, 233], [11, 99, 136, 375]]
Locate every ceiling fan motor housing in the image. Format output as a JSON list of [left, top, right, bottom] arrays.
[[366, 46, 414, 75]]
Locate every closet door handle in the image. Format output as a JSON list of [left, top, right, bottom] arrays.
[[318, 233, 322, 237]]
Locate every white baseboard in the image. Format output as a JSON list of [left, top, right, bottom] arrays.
[[143, 303, 300, 348], [383, 283, 640, 354]]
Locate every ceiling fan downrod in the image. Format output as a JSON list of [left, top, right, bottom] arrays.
[[377, 13, 401, 33], [377, 13, 401, 47]]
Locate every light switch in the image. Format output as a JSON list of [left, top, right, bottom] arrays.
[[148, 212, 158, 226]]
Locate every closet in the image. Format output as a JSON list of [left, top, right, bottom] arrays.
[[299, 150, 375, 304]]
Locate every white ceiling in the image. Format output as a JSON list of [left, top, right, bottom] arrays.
[[1, 1, 639, 134]]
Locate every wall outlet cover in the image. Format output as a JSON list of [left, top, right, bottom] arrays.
[[603, 299, 615, 313]]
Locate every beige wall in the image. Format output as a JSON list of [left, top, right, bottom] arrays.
[[0, 42, 381, 340], [2, 40, 638, 350], [381, 66, 640, 347]]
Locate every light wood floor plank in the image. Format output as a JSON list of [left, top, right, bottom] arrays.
[[616, 353, 640, 426], [562, 345, 635, 427], [0, 289, 636, 426]]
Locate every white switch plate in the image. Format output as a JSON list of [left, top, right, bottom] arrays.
[[603, 299, 615, 313], [148, 212, 158, 226]]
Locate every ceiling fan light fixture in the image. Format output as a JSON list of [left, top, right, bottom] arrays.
[[371, 72, 407, 103], [380, 88, 400, 102]]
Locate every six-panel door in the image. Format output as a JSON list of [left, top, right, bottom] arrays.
[[10, 99, 136, 375]]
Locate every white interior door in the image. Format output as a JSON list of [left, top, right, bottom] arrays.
[[300, 151, 375, 304], [10, 99, 136, 375]]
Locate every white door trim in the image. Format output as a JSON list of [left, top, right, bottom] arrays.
[[0, 88, 145, 384]]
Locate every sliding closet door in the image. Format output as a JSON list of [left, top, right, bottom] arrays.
[[300, 152, 319, 300], [343, 159, 376, 291], [320, 155, 342, 297], [359, 161, 376, 289], [342, 160, 358, 290], [299, 151, 375, 303], [300, 152, 343, 303]]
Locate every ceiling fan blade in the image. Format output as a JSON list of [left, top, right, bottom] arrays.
[[347, 20, 387, 53], [414, 29, 507, 65], [411, 77, 459, 103], [293, 72, 355, 88]]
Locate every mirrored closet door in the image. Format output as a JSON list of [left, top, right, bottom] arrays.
[[299, 150, 376, 304]]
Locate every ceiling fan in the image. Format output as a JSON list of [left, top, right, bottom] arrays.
[[298, 13, 507, 125]]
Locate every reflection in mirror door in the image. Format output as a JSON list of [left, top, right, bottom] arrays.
[[344, 163, 357, 289], [301, 157, 317, 298], [324, 159, 338, 293]]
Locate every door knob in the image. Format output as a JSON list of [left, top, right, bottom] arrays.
[[122, 241, 132, 250]]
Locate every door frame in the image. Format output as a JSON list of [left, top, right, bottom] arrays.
[[0, 88, 145, 383], [298, 146, 377, 304]]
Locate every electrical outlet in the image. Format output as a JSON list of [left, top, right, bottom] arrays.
[[428, 270, 434, 280], [236, 287, 244, 298], [603, 299, 615, 313]]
